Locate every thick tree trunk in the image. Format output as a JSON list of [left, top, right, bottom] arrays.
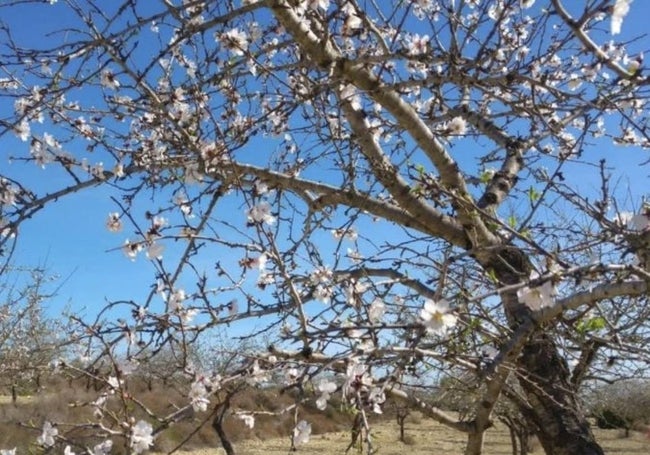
[[517, 334, 604, 455], [486, 246, 605, 455]]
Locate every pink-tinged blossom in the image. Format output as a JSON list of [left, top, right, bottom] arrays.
[[420, 299, 457, 335], [37, 421, 58, 447], [293, 420, 312, 445], [130, 420, 154, 454], [611, 0, 632, 35], [106, 213, 122, 233]]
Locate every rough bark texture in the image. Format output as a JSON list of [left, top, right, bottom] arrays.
[[487, 246, 604, 455], [517, 334, 604, 455]]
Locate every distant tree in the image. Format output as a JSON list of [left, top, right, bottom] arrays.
[[1, 1, 650, 454], [0, 266, 62, 401], [586, 379, 650, 437]]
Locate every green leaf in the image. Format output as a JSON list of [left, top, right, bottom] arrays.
[[507, 215, 517, 229], [479, 170, 494, 184], [486, 269, 498, 283], [527, 186, 540, 203], [577, 316, 606, 334]]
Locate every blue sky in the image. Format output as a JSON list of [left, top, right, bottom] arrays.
[[1, 0, 649, 327]]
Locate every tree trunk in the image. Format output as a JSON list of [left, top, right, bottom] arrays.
[[212, 400, 236, 455], [486, 246, 605, 455]]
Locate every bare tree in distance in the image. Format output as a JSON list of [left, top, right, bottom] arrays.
[[0, 1, 649, 454], [0, 266, 64, 402]]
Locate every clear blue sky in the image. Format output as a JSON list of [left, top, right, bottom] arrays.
[[1, 0, 649, 325]]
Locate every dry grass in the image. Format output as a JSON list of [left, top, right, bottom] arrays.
[[3, 388, 649, 454], [170, 413, 650, 455]]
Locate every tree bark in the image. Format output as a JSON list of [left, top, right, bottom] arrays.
[[212, 399, 236, 455], [487, 246, 605, 455]]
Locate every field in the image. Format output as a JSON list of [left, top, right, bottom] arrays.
[[2, 391, 649, 454], [173, 413, 650, 455]]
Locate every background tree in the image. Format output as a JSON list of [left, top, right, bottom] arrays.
[[0, 266, 63, 402], [0, 1, 649, 454], [585, 379, 650, 437]]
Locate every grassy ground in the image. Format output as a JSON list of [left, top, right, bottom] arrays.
[[176, 414, 650, 455]]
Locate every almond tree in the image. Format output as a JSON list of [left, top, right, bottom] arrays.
[[1, 1, 649, 454], [0, 266, 62, 401]]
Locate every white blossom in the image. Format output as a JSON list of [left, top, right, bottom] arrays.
[[315, 379, 337, 410], [420, 299, 457, 335], [106, 213, 122, 233], [293, 420, 312, 445], [107, 375, 122, 392], [220, 28, 248, 56], [237, 413, 255, 429], [247, 202, 276, 225], [628, 211, 650, 231], [368, 387, 386, 414], [37, 421, 58, 447], [517, 272, 557, 311], [14, 119, 30, 141], [89, 440, 112, 455], [130, 420, 154, 454], [146, 241, 165, 260], [189, 379, 210, 412], [122, 239, 143, 260], [100, 70, 120, 89], [447, 116, 467, 135], [167, 288, 187, 313], [368, 299, 385, 324], [611, 0, 632, 35]]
